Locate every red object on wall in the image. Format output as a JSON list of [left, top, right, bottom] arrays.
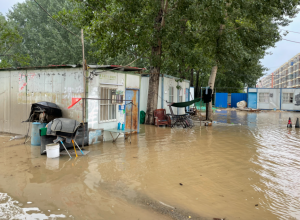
[[68, 98, 82, 109]]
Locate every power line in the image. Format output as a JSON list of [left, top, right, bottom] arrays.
[[33, 0, 81, 39], [280, 29, 300, 34], [282, 39, 300, 43]]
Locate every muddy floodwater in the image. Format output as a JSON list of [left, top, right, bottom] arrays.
[[1, 111, 300, 220]]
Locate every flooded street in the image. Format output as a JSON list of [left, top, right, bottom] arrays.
[[1, 111, 300, 219]]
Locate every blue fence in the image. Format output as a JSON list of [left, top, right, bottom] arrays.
[[231, 93, 247, 108], [215, 93, 228, 108]]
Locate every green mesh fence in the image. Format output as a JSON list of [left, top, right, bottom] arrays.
[[194, 100, 219, 111]]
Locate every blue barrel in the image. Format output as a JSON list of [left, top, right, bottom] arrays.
[[31, 122, 46, 146]]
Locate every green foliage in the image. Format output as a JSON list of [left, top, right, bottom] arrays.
[[4, 0, 299, 92], [6, 0, 98, 67], [61, 0, 300, 90], [188, 0, 299, 92], [0, 13, 30, 68], [58, 0, 204, 70]]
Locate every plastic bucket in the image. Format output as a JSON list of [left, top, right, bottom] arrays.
[[45, 143, 60, 158], [31, 122, 46, 146]]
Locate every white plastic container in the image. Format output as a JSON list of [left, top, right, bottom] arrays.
[[45, 143, 60, 158]]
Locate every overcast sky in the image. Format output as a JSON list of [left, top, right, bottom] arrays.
[[0, 0, 25, 15], [1, 0, 300, 77]]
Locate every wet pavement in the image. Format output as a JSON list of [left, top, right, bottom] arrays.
[[1, 111, 300, 219]]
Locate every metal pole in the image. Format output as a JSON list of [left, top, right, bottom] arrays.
[[200, 86, 202, 111], [130, 102, 133, 144], [82, 100, 85, 148], [206, 103, 208, 120], [81, 29, 85, 148]]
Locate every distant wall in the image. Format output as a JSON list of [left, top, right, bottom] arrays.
[[248, 88, 300, 111], [140, 77, 149, 112]]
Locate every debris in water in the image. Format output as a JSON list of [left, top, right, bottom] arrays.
[[27, 202, 32, 204], [255, 204, 258, 206], [9, 135, 25, 141], [179, 183, 183, 186], [159, 201, 175, 209]]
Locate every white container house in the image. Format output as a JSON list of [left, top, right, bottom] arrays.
[[0, 65, 143, 144], [140, 74, 190, 115]]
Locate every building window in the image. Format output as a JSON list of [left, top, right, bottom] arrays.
[[99, 87, 117, 122], [178, 89, 183, 102], [169, 87, 174, 102], [259, 93, 269, 103], [283, 93, 294, 103]]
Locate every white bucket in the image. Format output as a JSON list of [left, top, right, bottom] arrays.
[[45, 143, 60, 158]]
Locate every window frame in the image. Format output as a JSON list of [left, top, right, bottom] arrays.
[[98, 87, 117, 123], [259, 93, 270, 103], [282, 93, 294, 104], [169, 87, 174, 102], [178, 88, 183, 102]]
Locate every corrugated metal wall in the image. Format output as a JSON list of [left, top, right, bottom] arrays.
[[0, 68, 84, 135], [215, 93, 228, 108], [0, 71, 29, 135], [231, 93, 247, 108]]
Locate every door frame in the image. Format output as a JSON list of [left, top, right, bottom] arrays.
[[125, 88, 140, 133]]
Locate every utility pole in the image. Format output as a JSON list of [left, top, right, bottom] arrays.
[[81, 29, 86, 148]]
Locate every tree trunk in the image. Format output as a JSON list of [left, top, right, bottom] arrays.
[[195, 70, 199, 98], [190, 69, 194, 87], [207, 65, 218, 120], [145, 0, 168, 125], [206, 22, 225, 120], [145, 67, 160, 124]]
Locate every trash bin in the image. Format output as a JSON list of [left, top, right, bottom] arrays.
[[31, 122, 46, 146]]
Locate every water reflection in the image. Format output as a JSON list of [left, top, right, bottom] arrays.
[[215, 111, 300, 219], [1, 111, 300, 219]]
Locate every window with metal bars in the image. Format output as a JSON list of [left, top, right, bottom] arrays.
[[178, 89, 183, 102], [283, 93, 294, 103], [259, 93, 269, 103], [169, 87, 174, 102], [99, 87, 117, 123]]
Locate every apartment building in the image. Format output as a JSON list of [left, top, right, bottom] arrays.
[[257, 53, 300, 88]]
